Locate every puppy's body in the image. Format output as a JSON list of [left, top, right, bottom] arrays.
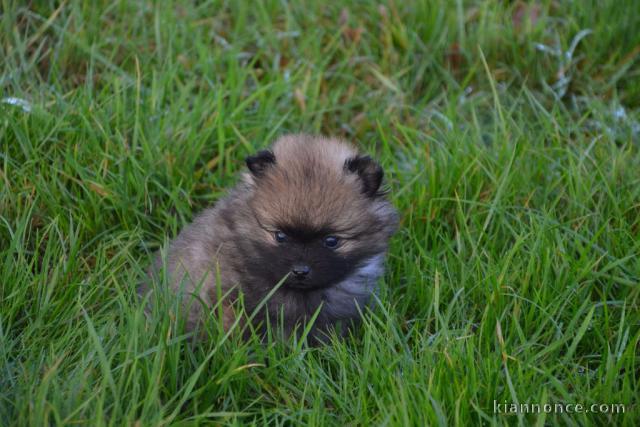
[[143, 135, 398, 340]]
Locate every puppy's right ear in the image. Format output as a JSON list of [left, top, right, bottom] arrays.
[[245, 150, 276, 177]]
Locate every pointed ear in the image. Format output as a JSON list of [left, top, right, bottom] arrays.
[[344, 155, 384, 197], [245, 150, 276, 177]]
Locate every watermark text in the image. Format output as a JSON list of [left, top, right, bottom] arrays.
[[493, 400, 625, 415]]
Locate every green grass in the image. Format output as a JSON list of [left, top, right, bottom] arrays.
[[1, 0, 639, 425]]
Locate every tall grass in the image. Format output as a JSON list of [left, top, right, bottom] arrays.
[[1, 1, 639, 425]]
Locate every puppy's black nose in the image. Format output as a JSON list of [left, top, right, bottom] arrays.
[[291, 264, 310, 279]]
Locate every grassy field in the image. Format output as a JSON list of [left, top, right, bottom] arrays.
[[1, 0, 639, 425]]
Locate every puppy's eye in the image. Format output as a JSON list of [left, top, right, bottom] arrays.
[[323, 236, 339, 249], [275, 231, 287, 243]]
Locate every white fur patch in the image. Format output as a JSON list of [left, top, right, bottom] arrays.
[[322, 254, 385, 318]]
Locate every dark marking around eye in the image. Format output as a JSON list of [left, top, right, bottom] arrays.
[[274, 224, 354, 243]]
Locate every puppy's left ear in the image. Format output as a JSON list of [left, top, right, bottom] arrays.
[[246, 150, 276, 177], [345, 155, 384, 197]]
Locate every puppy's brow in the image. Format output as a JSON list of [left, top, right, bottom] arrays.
[[279, 224, 325, 240]]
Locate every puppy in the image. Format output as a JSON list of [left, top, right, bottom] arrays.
[[141, 134, 398, 341]]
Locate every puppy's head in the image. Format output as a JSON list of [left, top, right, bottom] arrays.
[[241, 135, 397, 291]]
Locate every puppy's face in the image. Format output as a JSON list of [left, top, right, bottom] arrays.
[[241, 221, 365, 291], [239, 137, 397, 292]]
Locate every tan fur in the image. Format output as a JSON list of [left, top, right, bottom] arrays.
[[250, 135, 383, 242]]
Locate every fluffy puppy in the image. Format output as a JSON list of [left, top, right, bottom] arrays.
[[141, 134, 398, 341]]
